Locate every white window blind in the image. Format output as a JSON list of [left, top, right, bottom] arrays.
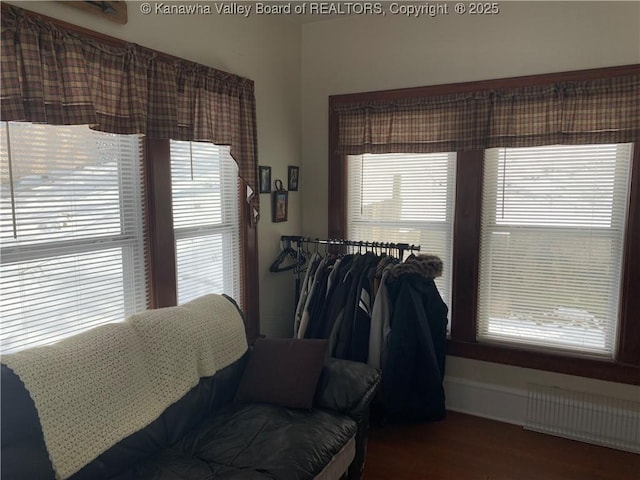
[[347, 152, 456, 307], [0, 123, 148, 353], [170, 141, 241, 306], [478, 144, 632, 357]]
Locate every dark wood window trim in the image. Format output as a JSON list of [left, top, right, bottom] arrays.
[[239, 180, 261, 343], [2, 6, 261, 342], [329, 65, 640, 385], [617, 143, 640, 366], [450, 150, 484, 344], [145, 139, 178, 309]]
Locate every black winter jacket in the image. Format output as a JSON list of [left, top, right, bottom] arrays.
[[382, 272, 448, 422]]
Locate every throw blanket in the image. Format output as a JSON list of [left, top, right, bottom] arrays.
[[1, 294, 248, 480]]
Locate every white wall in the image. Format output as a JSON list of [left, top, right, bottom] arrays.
[[300, 1, 640, 407], [9, 0, 303, 337]]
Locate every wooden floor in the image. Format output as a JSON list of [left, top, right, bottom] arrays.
[[363, 411, 639, 480]]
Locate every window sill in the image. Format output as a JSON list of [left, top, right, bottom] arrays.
[[446, 339, 640, 386]]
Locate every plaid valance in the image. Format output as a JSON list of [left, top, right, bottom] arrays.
[[332, 72, 640, 155], [1, 6, 259, 220]]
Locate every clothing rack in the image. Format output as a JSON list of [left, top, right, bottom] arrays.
[[280, 235, 420, 260], [276, 235, 446, 422], [280, 235, 421, 305]]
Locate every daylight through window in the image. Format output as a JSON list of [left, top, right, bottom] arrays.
[[477, 144, 632, 357], [347, 152, 456, 307], [170, 141, 241, 305], [0, 123, 148, 353]]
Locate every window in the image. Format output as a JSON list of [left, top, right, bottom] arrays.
[[478, 144, 632, 357], [330, 65, 640, 383], [347, 152, 456, 306], [0, 123, 147, 353], [170, 141, 241, 305]]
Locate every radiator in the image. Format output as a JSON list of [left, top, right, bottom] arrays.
[[525, 383, 640, 453]]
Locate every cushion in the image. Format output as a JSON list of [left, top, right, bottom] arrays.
[[116, 404, 357, 480], [235, 338, 328, 409]]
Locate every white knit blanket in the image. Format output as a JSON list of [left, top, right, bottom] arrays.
[[1, 294, 248, 480]]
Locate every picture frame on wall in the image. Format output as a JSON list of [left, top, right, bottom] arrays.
[[288, 166, 299, 191], [259, 166, 271, 193], [272, 180, 288, 222]]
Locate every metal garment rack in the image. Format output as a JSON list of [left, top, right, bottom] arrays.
[[280, 235, 421, 305]]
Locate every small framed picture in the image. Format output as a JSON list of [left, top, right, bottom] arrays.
[[259, 166, 271, 193], [272, 188, 288, 223], [288, 166, 299, 191]]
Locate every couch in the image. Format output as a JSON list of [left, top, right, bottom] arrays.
[[1, 294, 381, 480]]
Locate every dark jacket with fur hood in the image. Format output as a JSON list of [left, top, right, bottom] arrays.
[[382, 255, 448, 422]]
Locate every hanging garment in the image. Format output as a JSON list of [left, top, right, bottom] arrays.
[[306, 256, 346, 339], [293, 252, 321, 336], [368, 266, 393, 370], [333, 253, 377, 360], [350, 255, 380, 363], [297, 257, 330, 338], [382, 255, 448, 422], [315, 255, 355, 340], [303, 257, 337, 338]]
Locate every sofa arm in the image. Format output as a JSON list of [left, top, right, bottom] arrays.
[[314, 358, 381, 420], [314, 359, 380, 480]]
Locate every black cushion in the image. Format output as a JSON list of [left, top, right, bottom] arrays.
[[235, 338, 328, 410], [111, 403, 356, 480], [314, 357, 382, 420]]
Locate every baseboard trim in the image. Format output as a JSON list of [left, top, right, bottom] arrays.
[[443, 376, 640, 453], [444, 376, 527, 426]]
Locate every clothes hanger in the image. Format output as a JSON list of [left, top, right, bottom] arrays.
[[269, 240, 307, 272], [304, 238, 314, 258]]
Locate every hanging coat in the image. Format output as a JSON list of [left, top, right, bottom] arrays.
[[382, 255, 448, 422]]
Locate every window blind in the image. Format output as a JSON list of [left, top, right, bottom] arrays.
[[478, 144, 632, 357], [0, 123, 148, 353], [170, 141, 241, 306], [347, 152, 456, 307]]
